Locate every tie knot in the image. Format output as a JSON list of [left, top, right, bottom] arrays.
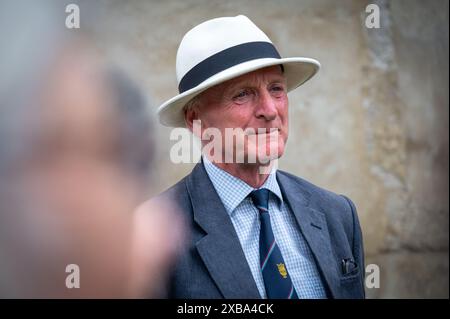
[[249, 189, 270, 211]]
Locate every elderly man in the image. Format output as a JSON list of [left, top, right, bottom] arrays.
[[155, 15, 365, 299]]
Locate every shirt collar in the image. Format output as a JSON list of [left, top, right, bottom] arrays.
[[202, 155, 283, 215]]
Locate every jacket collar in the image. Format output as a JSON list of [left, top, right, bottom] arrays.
[[202, 156, 283, 215], [276, 172, 341, 298], [186, 162, 261, 298], [186, 162, 341, 298]]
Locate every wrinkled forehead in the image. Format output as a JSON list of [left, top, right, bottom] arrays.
[[201, 65, 286, 99]]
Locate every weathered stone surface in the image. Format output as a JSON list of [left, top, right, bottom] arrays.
[[82, 0, 448, 298], [366, 252, 449, 298]]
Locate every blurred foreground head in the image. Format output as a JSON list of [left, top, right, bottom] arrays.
[[0, 1, 183, 298]]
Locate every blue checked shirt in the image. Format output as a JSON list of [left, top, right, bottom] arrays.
[[202, 156, 327, 299]]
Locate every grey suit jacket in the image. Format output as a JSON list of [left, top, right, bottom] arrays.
[[157, 162, 365, 299]]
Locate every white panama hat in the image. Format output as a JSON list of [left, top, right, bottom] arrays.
[[157, 15, 320, 127]]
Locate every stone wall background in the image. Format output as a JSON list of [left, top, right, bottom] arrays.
[[82, 0, 449, 298]]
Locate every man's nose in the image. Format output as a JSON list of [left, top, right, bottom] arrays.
[[255, 90, 277, 121]]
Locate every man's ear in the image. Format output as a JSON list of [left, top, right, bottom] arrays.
[[184, 106, 198, 132]]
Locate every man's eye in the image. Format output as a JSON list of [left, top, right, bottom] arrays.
[[270, 85, 286, 97], [234, 91, 248, 99], [232, 89, 252, 103], [271, 86, 284, 92]]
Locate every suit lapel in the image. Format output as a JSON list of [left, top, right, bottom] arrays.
[[276, 172, 342, 298], [186, 163, 261, 299]]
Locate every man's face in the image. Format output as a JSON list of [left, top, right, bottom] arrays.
[[188, 66, 289, 165]]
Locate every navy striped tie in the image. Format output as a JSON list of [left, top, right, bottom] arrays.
[[249, 189, 298, 299]]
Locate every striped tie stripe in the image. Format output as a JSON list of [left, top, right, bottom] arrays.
[[249, 189, 299, 299], [261, 240, 276, 270]]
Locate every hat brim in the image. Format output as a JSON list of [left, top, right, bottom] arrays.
[[157, 57, 320, 127]]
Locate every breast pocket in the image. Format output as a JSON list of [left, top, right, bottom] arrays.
[[339, 257, 364, 298], [340, 257, 359, 276]]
